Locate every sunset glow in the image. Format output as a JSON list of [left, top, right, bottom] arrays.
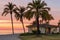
[[0, 0, 60, 35]]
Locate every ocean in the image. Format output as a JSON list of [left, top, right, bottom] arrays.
[[0, 22, 30, 35], [0, 29, 28, 35]]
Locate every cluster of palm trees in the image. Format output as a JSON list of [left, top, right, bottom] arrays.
[[2, 0, 54, 35]]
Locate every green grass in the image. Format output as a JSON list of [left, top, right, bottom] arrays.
[[19, 33, 60, 40]]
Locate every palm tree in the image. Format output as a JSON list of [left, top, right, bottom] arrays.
[[24, 0, 50, 35], [13, 6, 25, 33], [2, 2, 16, 35], [41, 10, 54, 23], [41, 12, 54, 34]]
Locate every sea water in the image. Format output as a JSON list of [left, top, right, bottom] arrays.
[[0, 29, 28, 35]]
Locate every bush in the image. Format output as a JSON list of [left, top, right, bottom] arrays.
[[32, 30, 41, 34], [20, 33, 34, 36], [32, 30, 37, 34]]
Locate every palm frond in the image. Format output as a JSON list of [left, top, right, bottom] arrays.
[[13, 8, 19, 14], [42, 7, 50, 11], [24, 10, 34, 20], [40, 1, 47, 8], [28, 2, 33, 7], [15, 13, 20, 20], [20, 6, 25, 13], [2, 11, 9, 16], [2, 7, 9, 16], [5, 2, 16, 10]]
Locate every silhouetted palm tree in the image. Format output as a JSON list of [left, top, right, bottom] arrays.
[[2, 2, 16, 35], [41, 11, 54, 23], [41, 12, 54, 34], [13, 6, 25, 33], [24, 0, 50, 35], [46, 14, 54, 34]]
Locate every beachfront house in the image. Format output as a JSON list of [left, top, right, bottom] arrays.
[[26, 22, 60, 34]]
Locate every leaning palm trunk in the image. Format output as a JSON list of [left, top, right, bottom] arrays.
[[21, 18, 25, 33], [10, 12, 14, 35]]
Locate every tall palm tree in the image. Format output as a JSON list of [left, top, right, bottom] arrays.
[[2, 2, 16, 35], [13, 6, 25, 33], [24, 0, 50, 35]]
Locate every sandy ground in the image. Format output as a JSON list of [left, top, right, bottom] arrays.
[[0, 34, 21, 40]]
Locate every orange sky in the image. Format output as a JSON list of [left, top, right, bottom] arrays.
[[0, 0, 60, 30]]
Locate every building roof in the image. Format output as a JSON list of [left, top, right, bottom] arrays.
[[26, 24, 58, 28]]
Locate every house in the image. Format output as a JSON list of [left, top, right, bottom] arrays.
[[26, 23, 60, 34]]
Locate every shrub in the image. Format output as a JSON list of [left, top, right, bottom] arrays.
[[32, 30, 37, 34], [20, 33, 34, 36]]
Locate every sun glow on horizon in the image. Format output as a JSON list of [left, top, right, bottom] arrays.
[[0, 20, 30, 30]]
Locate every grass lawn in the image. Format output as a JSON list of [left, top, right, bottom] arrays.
[[19, 33, 60, 40]]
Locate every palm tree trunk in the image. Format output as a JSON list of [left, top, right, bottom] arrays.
[[47, 20, 50, 34], [36, 17, 40, 35], [21, 19, 25, 33], [48, 27, 51, 34], [36, 9, 40, 35], [10, 12, 14, 35]]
